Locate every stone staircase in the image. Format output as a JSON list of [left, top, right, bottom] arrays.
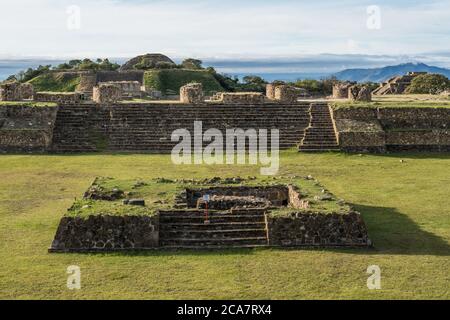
[[159, 209, 269, 249], [51, 103, 311, 153], [51, 105, 109, 152], [299, 103, 340, 152]]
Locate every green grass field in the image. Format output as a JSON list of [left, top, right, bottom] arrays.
[[0, 150, 449, 299]]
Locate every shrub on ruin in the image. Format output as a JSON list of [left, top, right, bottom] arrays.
[[292, 77, 338, 96], [155, 62, 178, 69], [181, 59, 203, 70], [406, 74, 450, 94]]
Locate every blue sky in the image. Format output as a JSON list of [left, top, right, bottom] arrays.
[[0, 0, 449, 66]]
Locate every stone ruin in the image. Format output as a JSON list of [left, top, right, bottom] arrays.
[[0, 82, 34, 101], [34, 92, 82, 104], [373, 72, 427, 95], [266, 83, 277, 100], [93, 83, 122, 104], [180, 82, 204, 104], [274, 85, 299, 103], [266, 84, 303, 103], [332, 82, 354, 99], [210, 92, 266, 104], [99, 81, 143, 99], [19, 83, 34, 100], [348, 85, 372, 102], [187, 185, 299, 209], [48, 177, 371, 252]]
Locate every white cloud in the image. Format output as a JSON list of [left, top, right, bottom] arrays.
[[0, 0, 449, 59]]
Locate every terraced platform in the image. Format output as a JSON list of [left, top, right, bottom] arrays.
[[51, 102, 314, 153]]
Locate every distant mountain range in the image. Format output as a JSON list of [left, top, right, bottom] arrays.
[[332, 63, 450, 83]]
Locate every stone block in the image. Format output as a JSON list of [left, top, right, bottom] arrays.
[[332, 83, 353, 99], [348, 85, 372, 102], [274, 85, 298, 103], [180, 83, 204, 104], [19, 83, 34, 100], [218, 92, 266, 104], [0, 82, 20, 101], [34, 92, 82, 104], [93, 84, 122, 104], [266, 84, 276, 100]]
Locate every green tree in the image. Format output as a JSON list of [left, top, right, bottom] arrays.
[[181, 58, 203, 70], [243, 75, 266, 85]]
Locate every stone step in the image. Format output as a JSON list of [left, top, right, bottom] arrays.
[[160, 244, 268, 250], [160, 229, 267, 238], [160, 216, 265, 224], [160, 237, 268, 246], [160, 222, 266, 230]]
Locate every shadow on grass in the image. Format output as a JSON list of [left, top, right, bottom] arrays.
[[350, 204, 450, 256]]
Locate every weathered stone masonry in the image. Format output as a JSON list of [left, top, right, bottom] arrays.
[[0, 105, 57, 152], [332, 107, 450, 152], [49, 182, 371, 252], [267, 211, 369, 247], [0, 82, 34, 101], [50, 215, 159, 252], [34, 92, 82, 104]]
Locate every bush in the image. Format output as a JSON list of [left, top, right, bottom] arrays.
[[291, 77, 338, 96], [181, 59, 203, 70], [406, 74, 450, 94]]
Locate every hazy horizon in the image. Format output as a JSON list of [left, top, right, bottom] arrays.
[[2, 53, 450, 81]]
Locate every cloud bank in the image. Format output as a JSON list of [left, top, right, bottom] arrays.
[[0, 0, 449, 62]]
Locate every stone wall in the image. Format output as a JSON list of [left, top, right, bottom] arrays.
[[377, 107, 450, 129], [332, 83, 353, 99], [348, 85, 372, 102], [266, 84, 276, 100], [385, 130, 450, 152], [186, 186, 291, 208], [93, 84, 122, 104], [215, 92, 266, 104], [77, 72, 98, 93], [96, 71, 144, 84], [0, 82, 35, 101], [0, 105, 57, 152], [332, 106, 450, 152], [267, 211, 370, 247], [99, 81, 142, 98], [76, 71, 145, 95], [274, 85, 298, 103], [49, 215, 159, 252], [19, 83, 34, 100], [334, 119, 386, 153], [180, 83, 204, 104], [34, 92, 82, 104], [197, 195, 271, 210]]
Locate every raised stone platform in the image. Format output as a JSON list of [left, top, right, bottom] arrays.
[[49, 176, 371, 252]]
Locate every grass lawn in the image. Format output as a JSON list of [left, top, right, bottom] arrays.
[[0, 101, 57, 107], [0, 150, 449, 299]]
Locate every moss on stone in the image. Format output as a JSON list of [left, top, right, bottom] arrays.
[[65, 176, 352, 219]]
